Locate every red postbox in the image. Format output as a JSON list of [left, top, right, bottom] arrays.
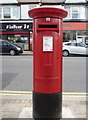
[[28, 7, 67, 119]]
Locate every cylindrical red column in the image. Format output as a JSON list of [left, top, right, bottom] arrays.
[[28, 7, 67, 119]]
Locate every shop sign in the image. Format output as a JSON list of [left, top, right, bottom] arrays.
[[0, 23, 33, 32]]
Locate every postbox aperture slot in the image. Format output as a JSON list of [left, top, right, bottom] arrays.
[[38, 25, 57, 28], [37, 23, 59, 32]]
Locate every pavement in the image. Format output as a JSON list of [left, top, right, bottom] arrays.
[[22, 51, 33, 55], [0, 51, 87, 119], [0, 91, 87, 119]]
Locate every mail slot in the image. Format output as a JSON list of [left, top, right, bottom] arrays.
[[37, 23, 59, 31], [38, 24, 57, 28]]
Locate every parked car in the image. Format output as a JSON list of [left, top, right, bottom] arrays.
[[0, 39, 23, 56], [63, 42, 88, 56]]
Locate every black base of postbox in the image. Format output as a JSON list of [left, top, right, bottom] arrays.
[[33, 91, 62, 120]]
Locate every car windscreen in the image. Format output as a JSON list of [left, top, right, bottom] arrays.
[[64, 43, 75, 46], [76, 43, 86, 47]]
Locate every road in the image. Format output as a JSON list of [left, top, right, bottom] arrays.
[[0, 55, 87, 92]]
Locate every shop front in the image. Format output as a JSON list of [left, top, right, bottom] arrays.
[[63, 22, 88, 45], [0, 22, 33, 50], [1, 21, 88, 51]]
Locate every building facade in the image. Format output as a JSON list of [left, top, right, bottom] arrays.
[[0, 0, 36, 50], [63, 0, 88, 45], [0, 0, 88, 50]]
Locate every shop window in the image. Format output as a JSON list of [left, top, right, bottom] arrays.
[[77, 31, 87, 36], [63, 31, 76, 42], [8, 35, 27, 43], [8, 34, 29, 50]]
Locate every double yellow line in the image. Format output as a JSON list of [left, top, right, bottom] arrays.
[[0, 90, 32, 96], [0, 91, 87, 97], [63, 92, 88, 98]]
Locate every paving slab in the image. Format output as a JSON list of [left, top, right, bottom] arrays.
[[0, 94, 86, 119]]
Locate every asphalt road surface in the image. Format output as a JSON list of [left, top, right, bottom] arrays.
[[0, 55, 87, 92]]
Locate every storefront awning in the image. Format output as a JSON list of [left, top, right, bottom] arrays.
[[63, 22, 88, 31]]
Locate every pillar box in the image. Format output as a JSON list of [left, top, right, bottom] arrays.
[[28, 7, 67, 119]]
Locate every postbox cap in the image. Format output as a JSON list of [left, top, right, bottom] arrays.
[[28, 7, 68, 19]]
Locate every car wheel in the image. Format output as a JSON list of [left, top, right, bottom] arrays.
[[9, 50, 16, 56], [63, 50, 69, 56]]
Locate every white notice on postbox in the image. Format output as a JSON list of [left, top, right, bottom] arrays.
[[43, 36, 53, 51]]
